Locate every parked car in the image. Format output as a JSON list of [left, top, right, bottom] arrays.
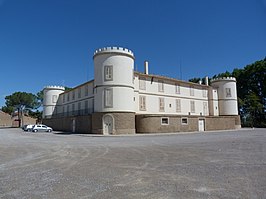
[[32, 125, 53, 132], [22, 124, 34, 132]]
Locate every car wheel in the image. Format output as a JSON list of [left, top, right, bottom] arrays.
[[33, 129, 37, 133], [47, 129, 51, 132], [27, 129, 31, 132]]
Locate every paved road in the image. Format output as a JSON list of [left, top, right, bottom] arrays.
[[0, 128, 265, 199]]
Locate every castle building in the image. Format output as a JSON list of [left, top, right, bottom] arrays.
[[42, 47, 241, 134]]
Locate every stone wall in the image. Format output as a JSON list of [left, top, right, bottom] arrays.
[[136, 114, 241, 134], [0, 111, 12, 127], [44, 112, 135, 134], [136, 115, 199, 133], [92, 112, 135, 135], [0, 111, 36, 127], [205, 115, 241, 131], [43, 113, 241, 134], [43, 115, 92, 133]]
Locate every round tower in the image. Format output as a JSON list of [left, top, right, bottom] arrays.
[[43, 86, 65, 118], [211, 77, 238, 115], [92, 47, 135, 135], [93, 47, 135, 112]]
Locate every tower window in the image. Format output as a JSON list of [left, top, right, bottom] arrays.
[[104, 88, 113, 108], [52, 95, 57, 103], [104, 65, 113, 81], [226, 88, 231, 97], [139, 96, 146, 111]]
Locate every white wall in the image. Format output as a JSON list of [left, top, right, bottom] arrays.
[[134, 75, 209, 116]]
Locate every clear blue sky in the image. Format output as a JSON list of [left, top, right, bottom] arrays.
[[0, 0, 266, 107]]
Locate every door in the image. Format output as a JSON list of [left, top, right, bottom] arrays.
[[198, 119, 205, 131], [103, 115, 114, 135], [72, 119, 76, 133]]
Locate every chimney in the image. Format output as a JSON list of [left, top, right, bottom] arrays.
[[144, 60, 149, 74], [205, 76, 209, 86]]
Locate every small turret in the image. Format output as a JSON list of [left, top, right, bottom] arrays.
[[43, 86, 65, 118], [211, 77, 238, 116]]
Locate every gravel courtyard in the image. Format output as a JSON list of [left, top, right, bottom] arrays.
[[0, 128, 265, 199]]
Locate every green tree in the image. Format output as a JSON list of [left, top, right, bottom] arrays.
[[2, 92, 40, 127], [188, 57, 266, 127]]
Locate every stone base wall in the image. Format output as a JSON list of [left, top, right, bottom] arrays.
[[43, 115, 92, 133], [205, 115, 241, 131], [92, 112, 135, 135], [43, 113, 240, 134], [43, 112, 135, 135], [136, 114, 241, 134]]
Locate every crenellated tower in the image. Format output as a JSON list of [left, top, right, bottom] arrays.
[[43, 86, 65, 118], [93, 47, 135, 112], [92, 47, 135, 134], [211, 77, 238, 116]]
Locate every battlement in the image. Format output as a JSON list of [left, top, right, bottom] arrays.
[[211, 77, 236, 82], [93, 46, 134, 59], [44, 85, 65, 90]]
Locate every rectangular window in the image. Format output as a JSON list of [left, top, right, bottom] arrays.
[[52, 95, 57, 103], [190, 100, 195, 113], [226, 88, 231, 97], [159, 98, 165, 112], [85, 84, 88, 96], [104, 65, 113, 81], [72, 91, 75, 100], [161, 117, 169, 125], [176, 99, 181, 112], [63, 95, 65, 103], [175, 84, 180, 94], [72, 104, 75, 115], [67, 105, 70, 116], [181, 118, 188, 125], [78, 88, 81, 98], [190, 86, 194, 96], [202, 89, 207, 97], [203, 102, 208, 115], [104, 88, 113, 108], [139, 77, 146, 90], [67, 93, 69, 102], [139, 96, 146, 111], [78, 102, 81, 115], [84, 100, 88, 114], [158, 80, 164, 92]]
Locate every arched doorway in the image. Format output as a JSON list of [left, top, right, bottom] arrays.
[[103, 114, 114, 135]]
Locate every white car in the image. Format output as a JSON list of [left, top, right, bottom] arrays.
[[22, 124, 34, 132], [32, 125, 53, 132]]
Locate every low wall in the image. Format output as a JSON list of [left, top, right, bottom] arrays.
[[92, 112, 135, 135], [136, 114, 241, 134], [43, 115, 92, 133]]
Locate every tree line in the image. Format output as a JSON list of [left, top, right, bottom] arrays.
[[189, 58, 266, 127]]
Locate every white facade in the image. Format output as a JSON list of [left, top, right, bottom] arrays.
[[43, 86, 65, 118], [42, 47, 239, 119], [211, 77, 238, 116]]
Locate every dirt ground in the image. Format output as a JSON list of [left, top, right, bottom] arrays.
[[0, 128, 265, 199]]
